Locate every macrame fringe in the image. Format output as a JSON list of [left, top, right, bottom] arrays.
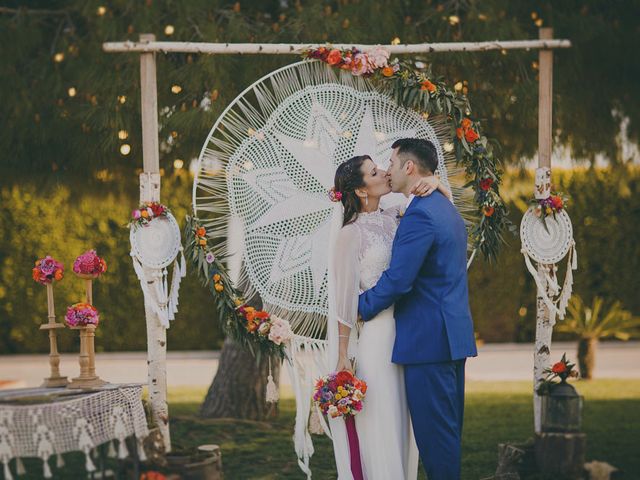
[[56, 453, 64, 468], [3, 461, 12, 480], [107, 439, 117, 458], [266, 358, 279, 403], [137, 437, 148, 462], [15, 458, 25, 475], [130, 247, 185, 328], [521, 239, 578, 321], [117, 438, 128, 459], [85, 450, 96, 472], [308, 408, 325, 435], [42, 456, 52, 478]]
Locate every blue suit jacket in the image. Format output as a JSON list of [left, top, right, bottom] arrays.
[[358, 191, 477, 364]]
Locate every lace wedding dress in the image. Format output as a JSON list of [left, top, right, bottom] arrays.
[[327, 206, 419, 480]]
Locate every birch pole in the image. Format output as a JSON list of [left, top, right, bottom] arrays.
[[138, 33, 171, 451], [533, 28, 555, 434]]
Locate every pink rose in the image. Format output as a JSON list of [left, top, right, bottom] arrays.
[[365, 47, 390, 69], [132, 209, 141, 219], [268, 316, 293, 345], [351, 53, 370, 76]]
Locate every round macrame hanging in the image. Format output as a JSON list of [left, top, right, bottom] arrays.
[[520, 207, 577, 320], [129, 213, 186, 328]]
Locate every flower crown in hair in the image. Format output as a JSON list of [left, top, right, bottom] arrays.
[[328, 187, 342, 202]]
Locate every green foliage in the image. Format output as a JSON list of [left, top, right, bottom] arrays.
[[1, 166, 638, 352], [468, 165, 640, 343], [0, 173, 222, 354], [1, 0, 638, 178], [555, 295, 640, 341]]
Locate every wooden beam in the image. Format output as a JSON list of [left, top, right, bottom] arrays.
[[104, 39, 571, 55], [139, 34, 160, 177], [538, 28, 554, 168]]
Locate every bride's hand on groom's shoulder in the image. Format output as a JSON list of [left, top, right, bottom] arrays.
[[411, 175, 440, 197]]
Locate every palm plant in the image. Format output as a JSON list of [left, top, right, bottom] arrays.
[[555, 296, 640, 379]]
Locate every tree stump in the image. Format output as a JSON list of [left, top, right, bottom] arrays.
[[535, 432, 586, 479], [200, 338, 280, 420]]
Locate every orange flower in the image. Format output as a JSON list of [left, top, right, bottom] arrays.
[[100, 259, 107, 272], [464, 128, 479, 143], [483, 206, 495, 217], [255, 311, 270, 320], [213, 273, 221, 282], [420, 80, 436, 93], [214, 283, 224, 292], [456, 128, 463, 139], [54, 270, 64, 281], [141, 210, 149, 218], [382, 66, 394, 77], [32, 268, 40, 281], [196, 227, 206, 237], [198, 238, 207, 246], [327, 49, 342, 65], [461, 118, 472, 130]]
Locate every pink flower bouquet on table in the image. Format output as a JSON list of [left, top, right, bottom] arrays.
[[65, 303, 100, 327], [32, 256, 64, 284], [73, 250, 107, 277], [314, 370, 367, 480]]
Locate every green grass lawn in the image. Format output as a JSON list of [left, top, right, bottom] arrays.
[[166, 380, 640, 479], [7, 380, 639, 479]]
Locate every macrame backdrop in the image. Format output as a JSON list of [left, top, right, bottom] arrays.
[[192, 59, 476, 476]]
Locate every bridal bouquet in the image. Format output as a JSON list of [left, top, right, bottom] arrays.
[[313, 370, 367, 418]]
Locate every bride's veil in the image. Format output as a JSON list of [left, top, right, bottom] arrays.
[[325, 200, 358, 479]]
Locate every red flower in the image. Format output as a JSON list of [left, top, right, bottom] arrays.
[[150, 203, 165, 216], [335, 370, 354, 386], [420, 80, 436, 93], [483, 206, 495, 217], [479, 178, 494, 191], [460, 118, 472, 130], [551, 362, 567, 374], [465, 128, 480, 143], [327, 49, 342, 66], [551, 195, 564, 210]]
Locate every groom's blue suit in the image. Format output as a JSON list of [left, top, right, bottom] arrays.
[[358, 191, 477, 480]]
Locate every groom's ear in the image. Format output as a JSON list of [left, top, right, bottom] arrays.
[[404, 160, 415, 175]]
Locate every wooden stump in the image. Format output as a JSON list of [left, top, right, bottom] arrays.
[[535, 432, 586, 479]]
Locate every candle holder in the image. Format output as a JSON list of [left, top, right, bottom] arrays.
[[67, 324, 105, 389], [40, 282, 69, 388]]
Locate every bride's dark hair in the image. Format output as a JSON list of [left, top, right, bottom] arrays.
[[333, 155, 370, 226]]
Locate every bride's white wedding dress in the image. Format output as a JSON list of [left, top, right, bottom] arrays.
[[327, 206, 419, 480]]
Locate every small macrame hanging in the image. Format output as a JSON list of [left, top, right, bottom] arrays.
[[520, 167, 577, 321], [130, 212, 186, 327]]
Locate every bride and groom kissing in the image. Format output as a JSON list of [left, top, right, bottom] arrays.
[[326, 138, 477, 479]]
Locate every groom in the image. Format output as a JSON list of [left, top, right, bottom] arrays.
[[358, 138, 477, 479]]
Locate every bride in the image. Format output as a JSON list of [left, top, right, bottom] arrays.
[[326, 154, 452, 479]]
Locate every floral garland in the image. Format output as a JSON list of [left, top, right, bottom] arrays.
[[130, 202, 171, 228], [184, 216, 292, 360], [304, 46, 514, 261]]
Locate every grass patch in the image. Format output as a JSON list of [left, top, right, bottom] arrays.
[[167, 380, 640, 480], [7, 380, 638, 479]]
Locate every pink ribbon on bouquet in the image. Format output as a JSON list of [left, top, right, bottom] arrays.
[[345, 415, 364, 480]]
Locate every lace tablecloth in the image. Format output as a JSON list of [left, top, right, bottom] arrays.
[[0, 384, 149, 479]]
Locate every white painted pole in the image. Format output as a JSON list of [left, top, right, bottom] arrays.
[[533, 27, 555, 434], [138, 33, 171, 452], [103, 39, 571, 55]]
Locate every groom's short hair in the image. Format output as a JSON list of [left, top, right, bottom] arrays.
[[392, 138, 439, 174]]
